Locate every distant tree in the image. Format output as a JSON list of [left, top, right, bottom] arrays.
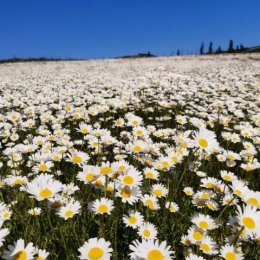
[[200, 42, 205, 55], [240, 44, 245, 51], [216, 46, 222, 54], [228, 39, 234, 52], [177, 49, 181, 56], [236, 45, 240, 51], [208, 42, 213, 54]]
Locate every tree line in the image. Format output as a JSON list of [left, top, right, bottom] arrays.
[[176, 39, 246, 56]]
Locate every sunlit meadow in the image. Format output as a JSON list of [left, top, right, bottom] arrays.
[[0, 54, 260, 260]]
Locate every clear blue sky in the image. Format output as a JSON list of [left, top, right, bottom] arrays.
[[0, 0, 259, 59]]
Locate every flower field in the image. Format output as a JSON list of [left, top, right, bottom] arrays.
[[0, 54, 259, 260]]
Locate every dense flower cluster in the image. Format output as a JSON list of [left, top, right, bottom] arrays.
[[0, 54, 259, 259]]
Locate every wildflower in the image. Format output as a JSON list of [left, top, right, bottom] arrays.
[[91, 198, 114, 215], [3, 238, 35, 260], [129, 239, 174, 260], [78, 237, 113, 260]]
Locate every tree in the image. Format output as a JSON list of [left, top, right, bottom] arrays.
[[240, 44, 245, 51], [228, 39, 234, 52], [177, 49, 181, 56], [236, 45, 240, 51], [216, 46, 222, 54], [208, 42, 213, 54], [200, 42, 205, 55]]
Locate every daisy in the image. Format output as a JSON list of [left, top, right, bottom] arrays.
[[77, 165, 100, 184], [35, 249, 49, 260], [220, 171, 237, 182], [185, 254, 206, 260], [231, 180, 249, 198], [3, 238, 35, 260], [78, 237, 113, 260], [165, 202, 179, 213], [138, 222, 158, 240], [130, 140, 148, 153], [152, 184, 168, 198], [193, 128, 219, 153], [67, 151, 89, 165], [129, 239, 174, 260], [28, 207, 42, 216], [237, 205, 260, 235], [144, 168, 160, 180], [22, 173, 63, 201], [199, 236, 218, 255], [99, 162, 113, 175], [220, 244, 244, 260], [32, 161, 54, 173], [58, 199, 81, 220], [191, 214, 217, 231], [187, 226, 205, 244], [242, 191, 260, 208], [0, 227, 9, 247], [183, 187, 194, 196], [123, 211, 144, 229], [141, 194, 159, 210], [115, 186, 141, 205], [118, 168, 143, 188], [91, 198, 114, 215]]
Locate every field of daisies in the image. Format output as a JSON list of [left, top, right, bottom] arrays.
[[0, 54, 259, 260]]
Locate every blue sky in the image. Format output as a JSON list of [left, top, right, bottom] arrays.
[[0, 0, 259, 59]]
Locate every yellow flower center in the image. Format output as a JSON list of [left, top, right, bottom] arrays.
[[193, 231, 203, 241], [98, 205, 108, 214], [199, 221, 209, 229], [123, 176, 134, 185], [14, 179, 24, 185], [153, 190, 163, 197], [147, 249, 164, 260], [205, 182, 214, 188], [100, 166, 112, 175], [65, 210, 73, 218], [201, 243, 210, 253], [143, 229, 151, 237], [36, 256, 45, 260], [85, 173, 95, 181], [3, 212, 10, 219], [53, 155, 60, 161], [223, 175, 232, 181], [242, 217, 256, 229], [234, 189, 242, 196], [118, 165, 126, 171], [247, 198, 259, 207], [132, 120, 139, 125], [72, 155, 83, 163], [198, 138, 208, 148], [171, 156, 179, 163], [128, 216, 137, 224], [39, 164, 48, 171], [121, 189, 131, 198], [136, 130, 143, 135], [39, 188, 53, 199], [12, 250, 27, 260], [95, 180, 103, 186], [133, 145, 142, 152], [169, 206, 175, 211], [225, 252, 237, 260], [146, 172, 154, 179], [88, 247, 104, 260], [161, 161, 169, 167], [201, 193, 210, 200]]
